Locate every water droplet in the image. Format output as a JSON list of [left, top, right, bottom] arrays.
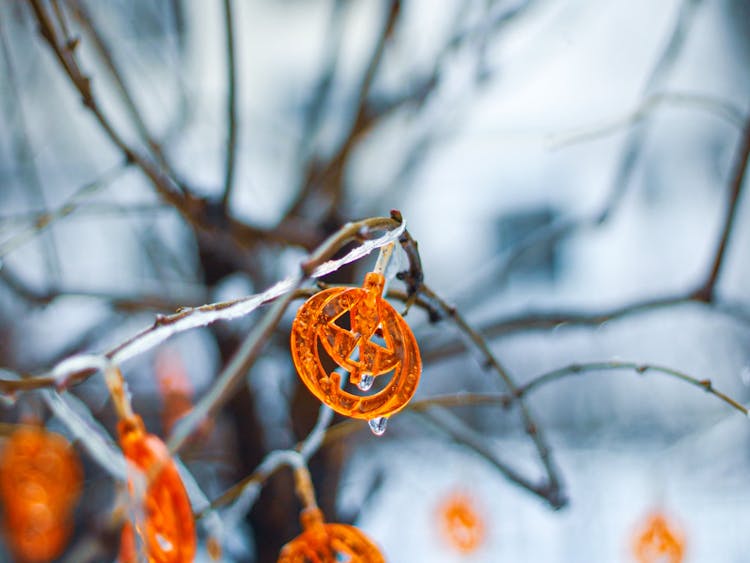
[[368, 417, 388, 436], [357, 373, 374, 391]]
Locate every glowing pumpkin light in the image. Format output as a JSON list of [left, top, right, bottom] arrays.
[[117, 415, 196, 563], [278, 507, 384, 563], [291, 271, 421, 426], [633, 511, 685, 563], [0, 425, 82, 562], [438, 492, 485, 554]]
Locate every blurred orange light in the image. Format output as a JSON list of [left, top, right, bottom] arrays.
[[633, 511, 685, 563], [438, 492, 485, 553], [0, 425, 82, 562], [155, 348, 196, 436]]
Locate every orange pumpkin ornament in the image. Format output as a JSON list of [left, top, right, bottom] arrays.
[[291, 271, 421, 424], [0, 425, 82, 562], [278, 507, 384, 563], [438, 492, 485, 553], [633, 511, 685, 563], [117, 415, 196, 563]]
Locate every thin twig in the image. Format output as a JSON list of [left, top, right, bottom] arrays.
[[201, 405, 333, 515], [599, 0, 701, 224], [423, 293, 696, 363], [549, 91, 746, 149], [319, 359, 748, 475], [0, 163, 130, 260], [28, 0, 318, 253], [418, 283, 566, 508], [0, 12, 62, 279], [220, 0, 238, 212], [694, 114, 750, 301], [413, 407, 562, 506], [0, 264, 201, 313], [287, 0, 401, 219], [409, 360, 748, 417], [167, 286, 301, 453], [425, 288, 750, 365], [66, 0, 172, 170]]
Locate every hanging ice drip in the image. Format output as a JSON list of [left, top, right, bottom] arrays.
[[291, 244, 422, 434]]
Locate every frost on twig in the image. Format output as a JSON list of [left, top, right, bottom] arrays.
[[1, 217, 407, 487], [41, 390, 127, 480]]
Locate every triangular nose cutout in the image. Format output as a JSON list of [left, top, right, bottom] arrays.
[[368, 325, 386, 347]]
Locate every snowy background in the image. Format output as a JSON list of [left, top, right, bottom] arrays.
[[1, 0, 749, 561]]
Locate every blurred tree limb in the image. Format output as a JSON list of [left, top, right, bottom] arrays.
[[27, 0, 323, 260]]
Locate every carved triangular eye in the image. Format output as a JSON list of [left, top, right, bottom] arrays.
[[333, 311, 352, 331]]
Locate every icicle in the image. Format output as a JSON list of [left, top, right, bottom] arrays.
[[368, 417, 388, 436]]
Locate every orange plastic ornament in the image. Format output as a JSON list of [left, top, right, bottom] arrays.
[[278, 507, 384, 563], [0, 425, 82, 562], [117, 415, 196, 563], [633, 511, 685, 563], [291, 272, 421, 421], [438, 492, 485, 553]]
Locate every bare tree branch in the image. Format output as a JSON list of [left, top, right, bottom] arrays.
[[220, 0, 238, 212], [421, 293, 750, 364], [408, 360, 748, 417], [694, 114, 750, 301], [599, 0, 702, 224], [27, 0, 320, 255], [549, 91, 746, 149], [287, 0, 401, 220], [413, 407, 563, 507], [418, 284, 566, 509], [66, 0, 173, 171], [0, 10, 62, 279]]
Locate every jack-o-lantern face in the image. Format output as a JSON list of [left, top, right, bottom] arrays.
[[291, 272, 421, 420], [278, 508, 384, 563], [0, 425, 82, 562], [117, 415, 196, 563]]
